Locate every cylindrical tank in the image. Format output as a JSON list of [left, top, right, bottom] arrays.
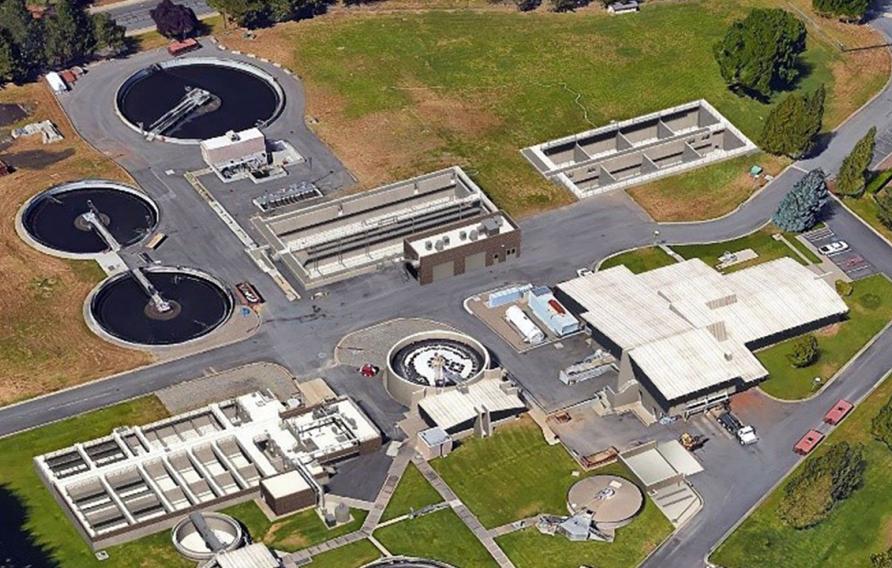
[[505, 305, 545, 344]]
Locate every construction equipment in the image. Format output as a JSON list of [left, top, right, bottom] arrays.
[[679, 432, 706, 452]]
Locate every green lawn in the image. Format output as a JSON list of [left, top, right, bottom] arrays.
[[757, 275, 892, 400], [430, 417, 584, 528], [496, 464, 672, 568], [786, 234, 822, 264], [381, 463, 443, 522], [0, 396, 190, 568], [674, 226, 810, 272], [284, 0, 852, 216], [712, 373, 892, 568], [374, 508, 498, 568], [599, 246, 678, 274], [305, 539, 381, 568], [221, 500, 367, 553]]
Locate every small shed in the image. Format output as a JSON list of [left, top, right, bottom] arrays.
[[260, 470, 316, 516], [608, 1, 639, 14], [45, 72, 68, 93]]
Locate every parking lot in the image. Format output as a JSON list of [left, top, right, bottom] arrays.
[[803, 225, 876, 279]]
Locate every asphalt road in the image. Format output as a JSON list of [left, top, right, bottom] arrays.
[[91, 0, 215, 34], [4, 8, 892, 568]]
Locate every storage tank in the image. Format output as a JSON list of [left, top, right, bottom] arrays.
[[505, 305, 545, 345]]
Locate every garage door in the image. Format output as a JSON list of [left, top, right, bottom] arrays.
[[431, 260, 455, 282], [465, 251, 486, 271]]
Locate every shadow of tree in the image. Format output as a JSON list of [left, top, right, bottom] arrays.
[[0, 484, 60, 568]]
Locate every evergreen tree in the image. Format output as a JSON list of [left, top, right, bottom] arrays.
[[92, 13, 126, 56], [208, 0, 271, 28], [813, 0, 869, 22], [44, 0, 97, 68], [773, 168, 829, 232], [713, 8, 807, 98], [0, 0, 46, 82], [836, 127, 877, 197], [877, 190, 892, 230], [0, 31, 18, 84], [760, 85, 825, 158]]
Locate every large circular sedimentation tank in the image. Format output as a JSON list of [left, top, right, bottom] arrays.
[[567, 475, 643, 529], [171, 512, 243, 561], [116, 58, 284, 143], [363, 558, 456, 568], [88, 267, 233, 346], [385, 330, 489, 406], [18, 181, 158, 257]]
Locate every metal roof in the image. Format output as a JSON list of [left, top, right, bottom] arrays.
[[558, 257, 848, 401], [417, 378, 525, 431], [214, 543, 280, 568]]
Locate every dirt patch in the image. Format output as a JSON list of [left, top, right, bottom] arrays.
[[406, 84, 502, 138], [267, 523, 309, 549], [1, 148, 76, 169], [815, 323, 842, 338], [0, 82, 152, 405]]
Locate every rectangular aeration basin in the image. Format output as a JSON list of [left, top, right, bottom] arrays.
[[522, 100, 756, 198]]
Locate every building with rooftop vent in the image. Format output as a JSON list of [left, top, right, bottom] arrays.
[[556, 257, 848, 419]]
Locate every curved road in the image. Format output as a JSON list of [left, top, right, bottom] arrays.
[[4, 6, 892, 568]]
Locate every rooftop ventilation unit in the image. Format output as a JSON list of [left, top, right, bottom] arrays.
[[425, 241, 433, 251], [435, 239, 445, 251], [469, 229, 479, 241]]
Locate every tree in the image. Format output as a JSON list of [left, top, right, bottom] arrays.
[[772, 168, 829, 232], [550, 0, 589, 11], [836, 127, 877, 197], [44, 0, 97, 68], [778, 442, 866, 529], [208, 0, 271, 27], [787, 334, 819, 367], [871, 395, 892, 451], [760, 85, 825, 158], [872, 548, 892, 568], [150, 0, 200, 39], [877, 189, 892, 230], [92, 13, 126, 56], [0, 31, 19, 84], [514, 0, 541, 10], [813, 0, 869, 22], [0, 0, 46, 82], [713, 8, 807, 98]]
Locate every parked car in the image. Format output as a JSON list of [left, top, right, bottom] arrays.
[[360, 364, 379, 378], [819, 241, 849, 255], [717, 410, 758, 445]]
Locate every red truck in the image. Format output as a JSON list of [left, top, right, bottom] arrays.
[[794, 429, 825, 455], [823, 399, 854, 426]]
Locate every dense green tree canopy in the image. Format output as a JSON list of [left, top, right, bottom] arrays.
[[44, 0, 98, 68], [92, 13, 127, 56], [760, 85, 825, 158], [713, 8, 807, 98], [773, 168, 829, 232], [836, 127, 877, 197], [0, 0, 45, 82], [813, 0, 869, 21]]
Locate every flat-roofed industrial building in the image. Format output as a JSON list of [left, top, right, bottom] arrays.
[[34, 390, 380, 549], [253, 167, 509, 288], [523, 100, 756, 198], [556, 257, 848, 420]]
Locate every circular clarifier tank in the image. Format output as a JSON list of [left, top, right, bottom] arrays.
[[172, 512, 243, 561], [567, 475, 643, 529], [89, 267, 233, 346], [19, 181, 158, 256], [364, 559, 457, 568], [116, 58, 284, 143]]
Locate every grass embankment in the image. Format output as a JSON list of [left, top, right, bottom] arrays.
[[842, 193, 892, 244], [0, 82, 152, 405], [712, 373, 892, 568], [374, 508, 499, 568], [307, 539, 382, 568], [381, 462, 443, 522], [0, 396, 186, 568], [496, 464, 672, 568], [222, 500, 367, 552], [600, 246, 678, 273], [757, 275, 892, 400], [207, 0, 886, 218]]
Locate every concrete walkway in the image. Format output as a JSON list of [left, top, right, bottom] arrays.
[[489, 516, 539, 538], [413, 457, 516, 568]]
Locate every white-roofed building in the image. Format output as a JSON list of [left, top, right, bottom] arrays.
[[417, 375, 527, 437], [556, 257, 848, 419]]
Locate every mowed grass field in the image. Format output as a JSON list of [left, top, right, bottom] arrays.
[[380, 462, 443, 522], [212, 0, 887, 218], [712, 373, 892, 568], [0, 396, 188, 568], [757, 275, 892, 400], [0, 82, 152, 405]]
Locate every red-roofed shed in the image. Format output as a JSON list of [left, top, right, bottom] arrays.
[[823, 399, 854, 425]]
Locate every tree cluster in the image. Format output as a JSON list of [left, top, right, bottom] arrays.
[[550, 0, 590, 11], [151, 0, 200, 40], [787, 334, 819, 368], [876, 189, 892, 230], [778, 441, 866, 529], [872, 548, 892, 568], [0, 0, 125, 84], [760, 85, 825, 158], [208, 0, 335, 28], [836, 127, 877, 197], [772, 168, 829, 232], [713, 8, 807, 99], [870, 394, 892, 451], [813, 0, 869, 22]]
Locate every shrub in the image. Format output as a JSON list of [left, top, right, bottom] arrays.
[[871, 395, 892, 451], [835, 279, 854, 297], [773, 168, 829, 232], [813, 0, 869, 22], [872, 548, 892, 568], [713, 8, 806, 98], [787, 334, 819, 367], [550, 0, 588, 11], [778, 442, 866, 529], [150, 0, 200, 40], [837, 127, 877, 197]]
